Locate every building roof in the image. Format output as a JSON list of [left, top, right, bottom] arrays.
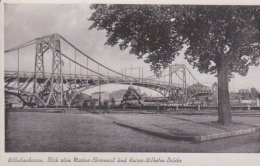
[[91, 91, 109, 95]]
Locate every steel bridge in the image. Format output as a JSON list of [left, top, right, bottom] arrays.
[[4, 34, 211, 107]]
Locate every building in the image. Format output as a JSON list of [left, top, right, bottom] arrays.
[[72, 93, 92, 107], [5, 93, 23, 108], [91, 91, 110, 103], [211, 86, 259, 106], [239, 89, 251, 100], [109, 89, 127, 101], [110, 87, 148, 100]]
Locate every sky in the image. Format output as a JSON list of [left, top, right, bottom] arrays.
[[4, 4, 260, 95]]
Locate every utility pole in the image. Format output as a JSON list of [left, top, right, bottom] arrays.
[[17, 49, 20, 89], [125, 66, 127, 79], [142, 67, 143, 83], [98, 64, 101, 106], [139, 67, 140, 82], [131, 64, 132, 77], [74, 50, 77, 75], [99, 81, 101, 106], [69, 61, 71, 75], [87, 57, 89, 76]]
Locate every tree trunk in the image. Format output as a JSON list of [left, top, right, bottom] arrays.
[[217, 54, 232, 125]]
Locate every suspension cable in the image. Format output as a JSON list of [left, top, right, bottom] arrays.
[[61, 52, 107, 77], [184, 65, 201, 84], [60, 35, 129, 78], [5, 39, 36, 53]]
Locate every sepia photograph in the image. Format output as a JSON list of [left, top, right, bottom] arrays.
[[1, 0, 260, 165]]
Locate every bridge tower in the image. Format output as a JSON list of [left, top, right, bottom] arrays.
[[168, 64, 187, 103], [33, 34, 64, 107]]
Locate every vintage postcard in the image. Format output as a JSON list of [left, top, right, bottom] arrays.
[[1, 0, 260, 165]]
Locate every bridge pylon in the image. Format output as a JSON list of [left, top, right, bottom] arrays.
[[168, 64, 187, 103], [33, 34, 64, 107]]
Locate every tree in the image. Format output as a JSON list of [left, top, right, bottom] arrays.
[[250, 87, 259, 99], [89, 5, 260, 125]]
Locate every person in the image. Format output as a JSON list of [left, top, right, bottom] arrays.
[[111, 97, 115, 107]]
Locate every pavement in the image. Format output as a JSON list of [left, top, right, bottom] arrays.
[[110, 112, 260, 142], [8, 108, 260, 142]]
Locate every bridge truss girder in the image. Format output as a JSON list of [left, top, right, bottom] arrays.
[[119, 82, 209, 104], [4, 72, 97, 107], [5, 71, 211, 106]]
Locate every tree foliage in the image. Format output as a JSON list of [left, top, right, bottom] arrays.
[[250, 87, 259, 99], [89, 5, 260, 76], [89, 4, 260, 125]]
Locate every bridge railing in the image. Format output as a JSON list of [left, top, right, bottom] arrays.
[[4, 70, 133, 84], [5, 70, 211, 93]]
